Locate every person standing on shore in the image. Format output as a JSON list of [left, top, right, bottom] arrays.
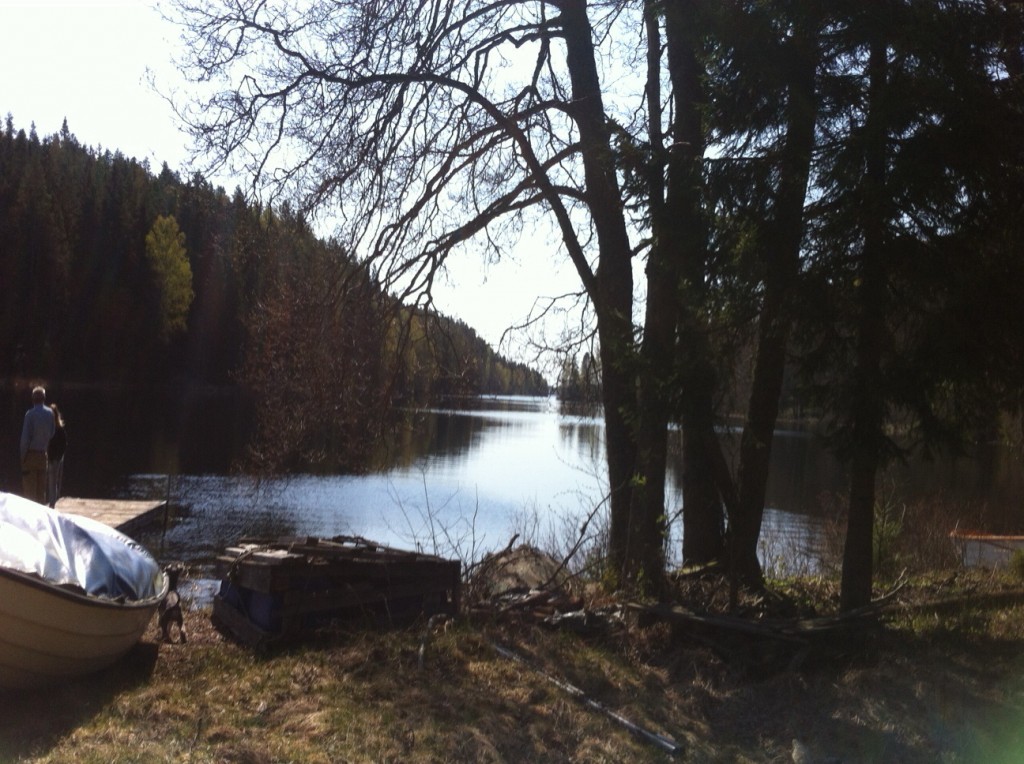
[[20, 386, 55, 504], [47, 403, 67, 508]]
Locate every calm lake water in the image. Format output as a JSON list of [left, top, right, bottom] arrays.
[[3, 391, 1021, 594], [121, 396, 1022, 582]]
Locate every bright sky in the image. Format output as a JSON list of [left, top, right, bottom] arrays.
[[0, 0, 581, 364], [0, 0, 188, 169]]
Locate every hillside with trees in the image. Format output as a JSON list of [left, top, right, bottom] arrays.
[[0, 117, 547, 470]]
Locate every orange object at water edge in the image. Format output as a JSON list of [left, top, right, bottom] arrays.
[[949, 529, 1024, 568]]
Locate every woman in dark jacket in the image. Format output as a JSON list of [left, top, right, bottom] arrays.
[[47, 404, 67, 508]]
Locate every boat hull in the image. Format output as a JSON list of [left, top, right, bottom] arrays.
[[0, 567, 166, 689]]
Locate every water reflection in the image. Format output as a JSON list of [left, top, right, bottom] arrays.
[[118, 396, 614, 576], [3, 388, 1021, 579]]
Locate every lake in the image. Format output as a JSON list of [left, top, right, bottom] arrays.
[[3, 390, 1021, 593]]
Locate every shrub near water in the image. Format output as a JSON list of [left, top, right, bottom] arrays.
[[816, 493, 973, 578]]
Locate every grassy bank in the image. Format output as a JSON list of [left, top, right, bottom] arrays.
[[2, 569, 1024, 763]]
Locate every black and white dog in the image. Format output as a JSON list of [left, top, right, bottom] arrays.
[[159, 562, 188, 644]]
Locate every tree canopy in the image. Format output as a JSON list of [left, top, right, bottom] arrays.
[[145, 214, 194, 341]]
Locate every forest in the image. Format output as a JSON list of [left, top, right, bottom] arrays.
[[0, 118, 547, 470]]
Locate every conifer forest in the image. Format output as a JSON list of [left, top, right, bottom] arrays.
[[0, 118, 547, 472]]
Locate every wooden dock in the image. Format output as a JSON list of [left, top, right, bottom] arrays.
[[54, 497, 168, 536]]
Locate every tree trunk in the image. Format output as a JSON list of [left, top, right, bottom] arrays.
[[840, 32, 888, 612], [601, 322, 639, 583], [730, 24, 818, 586], [664, 0, 727, 566], [627, 250, 674, 588], [730, 331, 785, 583], [681, 420, 726, 565], [560, 0, 640, 585], [613, 3, 676, 591], [842, 446, 879, 610]]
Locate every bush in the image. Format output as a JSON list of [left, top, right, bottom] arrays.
[[815, 490, 975, 580]]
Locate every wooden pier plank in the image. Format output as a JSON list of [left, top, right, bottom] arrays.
[[54, 497, 168, 535]]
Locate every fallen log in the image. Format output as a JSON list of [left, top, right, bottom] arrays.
[[627, 602, 810, 644]]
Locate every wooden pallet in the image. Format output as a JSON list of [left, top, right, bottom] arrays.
[[212, 536, 461, 647]]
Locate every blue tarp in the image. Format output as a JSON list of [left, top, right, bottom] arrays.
[[0, 492, 163, 601]]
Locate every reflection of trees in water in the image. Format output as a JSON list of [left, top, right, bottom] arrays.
[[427, 413, 482, 460], [557, 400, 601, 419], [563, 411, 1024, 528], [383, 410, 481, 470], [558, 419, 603, 466], [556, 394, 604, 467], [4, 388, 1019, 533]]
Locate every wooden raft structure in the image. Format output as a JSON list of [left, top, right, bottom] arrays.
[[212, 536, 461, 647]]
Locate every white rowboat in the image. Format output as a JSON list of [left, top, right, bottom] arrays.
[[0, 493, 167, 689]]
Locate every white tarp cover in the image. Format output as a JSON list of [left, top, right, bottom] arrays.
[[0, 492, 162, 601]]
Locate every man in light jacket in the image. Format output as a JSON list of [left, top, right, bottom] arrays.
[[20, 386, 55, 504]]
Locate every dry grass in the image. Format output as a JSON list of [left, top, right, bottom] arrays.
[[2, 568, 1024, 763]]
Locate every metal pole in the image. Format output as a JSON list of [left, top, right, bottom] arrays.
[[491, 642, 683, 756]]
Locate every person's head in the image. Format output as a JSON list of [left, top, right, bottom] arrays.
[[50, 403, 63, 426], [31, 386, 46, 405]]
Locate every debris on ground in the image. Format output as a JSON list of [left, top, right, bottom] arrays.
[[466, 544, 624, 636]]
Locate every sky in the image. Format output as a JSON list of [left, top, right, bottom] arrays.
[[0, 1, 189, 171], [0, 0, 579, 362]]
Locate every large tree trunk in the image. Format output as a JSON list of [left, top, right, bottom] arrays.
[[842, 446, 880, 610], [730, 23, 818, 586], [615, 2, 676, 590], [628, 252, 674, 588], [560, 0, 642, 585], [840, 33, 889, 612], [664, 0, 727, 566], [600, 318, 640, 584], [681, 417, 726, 565], [730, 328, 786, 583]]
